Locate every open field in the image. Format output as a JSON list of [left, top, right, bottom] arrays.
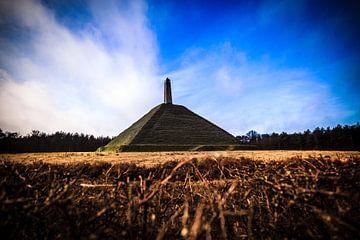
[[1, 151, 360, 239], [1, 150, 359, 166]]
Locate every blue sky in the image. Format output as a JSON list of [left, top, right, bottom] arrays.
[[0, 0, 359, 136]]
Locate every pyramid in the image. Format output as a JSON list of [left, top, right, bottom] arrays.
[[99, 78, 240, 152]]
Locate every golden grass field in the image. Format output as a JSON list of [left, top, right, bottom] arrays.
[[1, 150, 359, 166], [2, 150, 360, 239]]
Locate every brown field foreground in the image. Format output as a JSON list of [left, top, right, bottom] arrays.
[[1, 150, 360, 166], [1, 152, 360, 239]]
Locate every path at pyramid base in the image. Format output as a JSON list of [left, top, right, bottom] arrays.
[[98, 103, 251, 152]]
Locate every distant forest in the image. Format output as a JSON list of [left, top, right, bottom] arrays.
[[0, 123, 359, 153], [0, 130, 111, 153], [237, 123, 360, 150]]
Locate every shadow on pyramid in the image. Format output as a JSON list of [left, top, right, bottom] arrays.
[[98, 78, 251, 152]]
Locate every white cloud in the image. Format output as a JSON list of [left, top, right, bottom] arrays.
[[0, 1, 353, 137], [167, 43, 350, 135], [0, 0, 161, 136], [214, 66, 243, 95]]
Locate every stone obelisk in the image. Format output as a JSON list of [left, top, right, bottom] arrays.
[[164, 78, 172, 104]]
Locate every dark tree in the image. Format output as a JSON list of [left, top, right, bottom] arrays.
[[0, 130, 111, 153], [237, 123, 360, 150]]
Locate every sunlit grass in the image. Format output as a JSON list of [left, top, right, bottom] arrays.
[[1, 153, 359, 238]]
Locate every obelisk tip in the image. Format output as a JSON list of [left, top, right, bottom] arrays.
[[164, 78, 172, 104]]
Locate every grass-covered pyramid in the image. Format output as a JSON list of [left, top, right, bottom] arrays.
[[98, 78, 240, 152]]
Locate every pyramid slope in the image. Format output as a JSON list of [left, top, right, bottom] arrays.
[[100, 103, 238, 151], [101, 104, 161, 151], [131, 104, 237, 145]]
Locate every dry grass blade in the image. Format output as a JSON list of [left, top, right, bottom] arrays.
[[189, 203, 205, 240], [138, 159, 192, 205], [156, 206, 184, 240], [80, 183, 115, 188]]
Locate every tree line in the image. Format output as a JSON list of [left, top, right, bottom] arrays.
[[1, 123, 359, 153], [0, 130, 111, 153], [237, 123, 360, 150]]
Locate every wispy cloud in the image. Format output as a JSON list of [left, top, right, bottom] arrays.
[[0, 0, 160, 136], [167, 43, 351, 135], [0, 0, 356, 137]]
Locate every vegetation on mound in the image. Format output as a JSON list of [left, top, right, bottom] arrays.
[[102, 105, 162, 151], [1, 157, 360, 239], [100, 103, 238, 152]]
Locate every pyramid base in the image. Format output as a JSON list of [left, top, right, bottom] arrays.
[[98, 144, 258, 152]]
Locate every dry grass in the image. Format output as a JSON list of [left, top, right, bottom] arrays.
[[1, 151, 360, 239], [1, 150, 359, 166]]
